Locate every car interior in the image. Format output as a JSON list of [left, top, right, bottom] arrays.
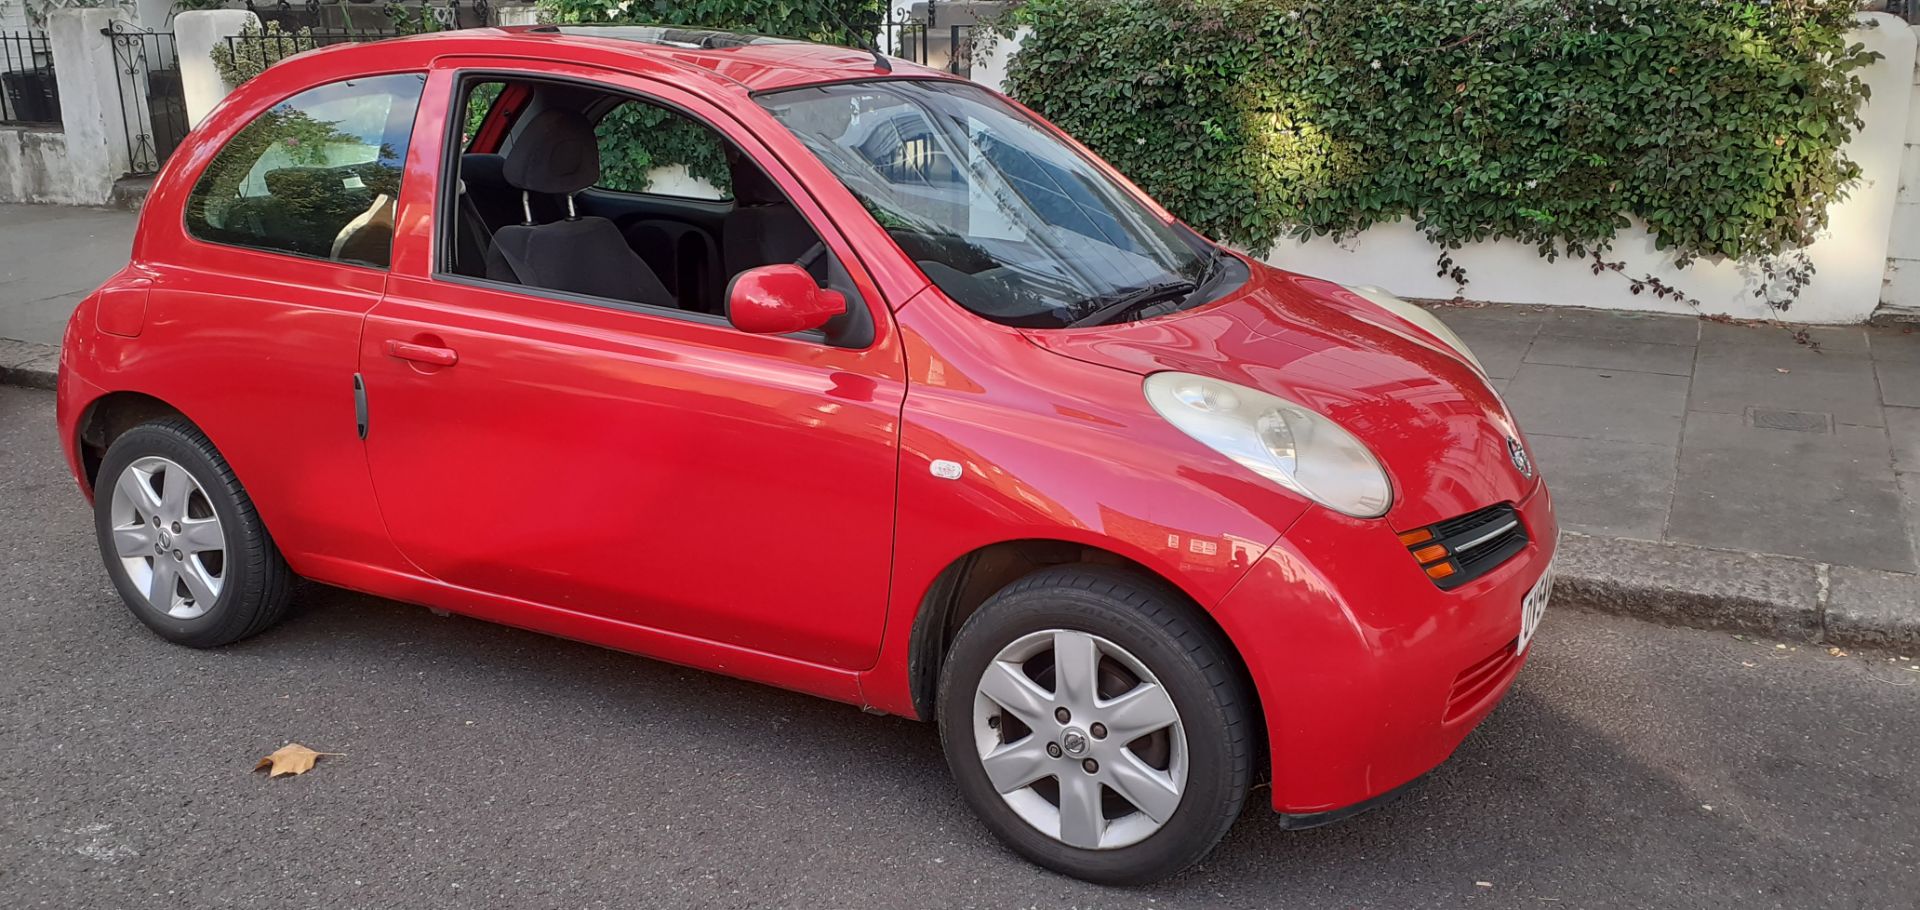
[[443, 78, 868, 345]]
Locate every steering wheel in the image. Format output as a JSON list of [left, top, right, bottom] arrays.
[[793, 242, 826, 272]]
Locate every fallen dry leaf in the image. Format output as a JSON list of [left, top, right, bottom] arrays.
[[1828, 647, 1848, 657], [1775, 368, 1791, 374], [254, 743, 339, 778]]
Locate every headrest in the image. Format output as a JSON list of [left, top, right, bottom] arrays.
[[728, 152, 786, 206], [460, 153, 510, 189], [502, 110, 600, 195]]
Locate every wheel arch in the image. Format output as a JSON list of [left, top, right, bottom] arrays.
[[902, 537, 1265, 762], [73, 391, 209, 494]]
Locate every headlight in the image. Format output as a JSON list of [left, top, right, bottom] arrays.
[[1144, 372, 1392, 518], [1344, 285, 1486, 376]]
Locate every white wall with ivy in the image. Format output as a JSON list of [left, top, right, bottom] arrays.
[[1248, 13, 1914, 324]]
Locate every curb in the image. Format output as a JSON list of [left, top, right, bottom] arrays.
[[0, 354, 1913, 650], [0, 339, 57, 391], [1554, 533, 1920, 651]]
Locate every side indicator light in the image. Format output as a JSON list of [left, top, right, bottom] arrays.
[[1412, 544, 1450, 564], [1425, 562, 1457, 580], [1398, 529, 1434, 546]]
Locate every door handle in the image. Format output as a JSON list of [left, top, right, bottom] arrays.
[[384, 339, 459, 367]]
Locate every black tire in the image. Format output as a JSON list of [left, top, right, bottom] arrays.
[[92, 418, 294, 648], [936, 564, 1255, 885]]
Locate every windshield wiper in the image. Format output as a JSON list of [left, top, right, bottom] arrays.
[[1065, 280, 1198, 328]]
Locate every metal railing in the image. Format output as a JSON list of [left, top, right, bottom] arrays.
[[0, 29, 60, 126], [879, 16, 980, 77], [104, 21, 189, 177]]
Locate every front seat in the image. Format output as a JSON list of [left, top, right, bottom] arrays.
[[722, 153, 824, 280], [485, 110, 673, 307]]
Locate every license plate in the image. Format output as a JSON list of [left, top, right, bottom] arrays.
[[1518, 558, 1554, 653]]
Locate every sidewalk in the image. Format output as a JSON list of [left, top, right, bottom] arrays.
[[0, 202, 1913, 646], [1435, 303, 1920, 647], [0, 204, 135, 387]]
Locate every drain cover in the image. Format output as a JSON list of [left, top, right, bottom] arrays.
[[1746, 407, 1832, 433]]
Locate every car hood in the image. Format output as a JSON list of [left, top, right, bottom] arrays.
[[1021, 262, 1539, 531]]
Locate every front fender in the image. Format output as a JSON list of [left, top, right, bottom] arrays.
[[857, 290, 1311, 718]]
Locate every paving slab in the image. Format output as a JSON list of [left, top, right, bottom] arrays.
[[1878, 359, 1920, 409], [1502, 362, 1691, 446], [1667, 411, 1912, 572], [0, 204, 133, 347], [1450, 327, 1530, 380], [1701, 320, 1869, 355], [1431, 303, 1547, 336], [1524, 434, 1675, 540], [1689, 339, 1885, 427], [1867, 324, 1920, 362], [1890, 407, 1920, 473], [1826, 565, 1920, 648], [1537, 308, 1700, 346], [1523, 334, 1696, 376]]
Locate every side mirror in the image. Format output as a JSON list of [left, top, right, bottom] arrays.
[[726, 264, 846, 336]]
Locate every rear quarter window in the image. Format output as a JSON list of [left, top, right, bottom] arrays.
[[185, 73, 426, 268]]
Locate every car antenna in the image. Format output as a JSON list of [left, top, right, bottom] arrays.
[[815, 7, 890, 71]]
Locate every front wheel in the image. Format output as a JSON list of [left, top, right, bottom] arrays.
[[936, 565, 1255, 884]]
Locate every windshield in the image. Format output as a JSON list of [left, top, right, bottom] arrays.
[[756, 80, 1217, 328]]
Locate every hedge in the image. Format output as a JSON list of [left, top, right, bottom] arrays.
[[1006, 0, 1879, 298]]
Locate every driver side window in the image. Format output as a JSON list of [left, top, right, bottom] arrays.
[[443, 77, 844, 324]]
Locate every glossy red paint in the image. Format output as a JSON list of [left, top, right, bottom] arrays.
[[57, 29, 1555, 820], [726, 264, 847, 335]]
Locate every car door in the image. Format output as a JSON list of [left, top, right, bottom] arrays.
[[132, 72, 427, 575], [359, 62, 907, 671]]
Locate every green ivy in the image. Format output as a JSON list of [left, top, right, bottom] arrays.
[[1007, 0, 1879, 281], [534, 0, 881, 46], [533, 0, 880, 193], [210, 21, 316, 87], [595, 101, 733, 196]]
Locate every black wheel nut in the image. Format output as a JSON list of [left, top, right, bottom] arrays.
[[1090, 722, 1107, 739], [1046, 742, 1063, 758], [1082, 759, 1099, 774], [1055, 707, 1070, 723]]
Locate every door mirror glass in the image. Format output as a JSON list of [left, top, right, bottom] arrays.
[[726, 264, 845, 336]]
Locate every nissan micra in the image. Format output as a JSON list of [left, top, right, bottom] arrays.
[[57, 26, 1556, 884]]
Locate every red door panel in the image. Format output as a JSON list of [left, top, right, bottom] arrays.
[[358, 281, 906, 669], [122, 251, 406, 577]]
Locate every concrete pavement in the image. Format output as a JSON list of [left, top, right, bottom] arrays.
[[1, 384, 1917, 909], [1436, 304, 1920, 647], [0, 204, 135, 347]]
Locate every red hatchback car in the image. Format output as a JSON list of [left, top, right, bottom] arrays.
[[57, 26, 1556, 883]]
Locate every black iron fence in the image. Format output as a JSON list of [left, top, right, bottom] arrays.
[[222, 25, 403, 65], [242, 0, 493, 31], [104, 21, 190, 178], [0, 29, 60, 126], [879, 17, 980, 77]]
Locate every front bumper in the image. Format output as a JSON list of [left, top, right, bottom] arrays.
[[1213, 483, 1557, 814]]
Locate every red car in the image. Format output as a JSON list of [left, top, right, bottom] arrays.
[[56, 26, 1555, 884]]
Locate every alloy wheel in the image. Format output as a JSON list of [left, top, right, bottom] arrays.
[[971, 628, 1189, 850], [107, 456, 227, 620]]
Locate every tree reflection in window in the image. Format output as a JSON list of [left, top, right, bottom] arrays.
[[186, 73, 424, 268]]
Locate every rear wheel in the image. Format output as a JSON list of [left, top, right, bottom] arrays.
[[937, 565, 1254, 884], [93, 419, 293, 647]]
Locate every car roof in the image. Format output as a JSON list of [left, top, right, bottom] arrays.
[[310, 25, 958, 95]]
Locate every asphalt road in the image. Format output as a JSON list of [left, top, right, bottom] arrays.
[[3, 383, 1917, 910]]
